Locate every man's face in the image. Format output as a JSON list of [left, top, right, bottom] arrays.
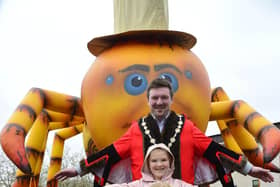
[[148, 87, 172, 120]]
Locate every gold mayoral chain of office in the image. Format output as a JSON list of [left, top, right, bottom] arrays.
[[140, 114, 184, 148]]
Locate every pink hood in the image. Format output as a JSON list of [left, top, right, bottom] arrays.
[[106, 144, 195, 187]]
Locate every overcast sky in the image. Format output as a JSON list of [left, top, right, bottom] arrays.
[[0, 0, 280, 149]]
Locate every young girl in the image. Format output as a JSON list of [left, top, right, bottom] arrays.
[[106, 143, 195, 187]]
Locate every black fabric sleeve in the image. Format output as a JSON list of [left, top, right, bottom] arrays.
[[203, 141, 242, 187], [80, 144, 122, 186]]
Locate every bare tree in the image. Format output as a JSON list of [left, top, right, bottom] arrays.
[[37, 145, 93, 186], [38, 148, 50, 187], [58, 146, 94, 187], [0, 147, 16, 187], [0, 144, 92, 186]]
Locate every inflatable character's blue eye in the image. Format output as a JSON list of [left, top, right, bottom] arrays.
[[184, 70, 192, 80], [105, 75, 114, 85], [124, 73, 148, 95], [159, 73, 178, 92]]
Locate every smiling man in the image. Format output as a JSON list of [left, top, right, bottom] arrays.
[[148, 84, 172, 122], [55, 78, 274, 187]]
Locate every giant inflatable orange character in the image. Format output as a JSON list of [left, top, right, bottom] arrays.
[[1, 1, 280, 186]]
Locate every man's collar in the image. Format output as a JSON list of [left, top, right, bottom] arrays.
[[150, 111, 171, 122]]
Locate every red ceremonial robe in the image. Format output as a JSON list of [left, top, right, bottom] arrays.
[[81, 111, 244, 187]]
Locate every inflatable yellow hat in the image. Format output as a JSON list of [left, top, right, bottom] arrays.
[[87, 0, 196, 56]]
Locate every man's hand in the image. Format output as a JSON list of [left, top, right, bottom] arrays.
[[248, 166, 274, 183], [55, 168, 78, 181]]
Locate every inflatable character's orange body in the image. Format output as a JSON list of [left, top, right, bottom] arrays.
[[1, 1, 280, 186], [1, 30, 280, 187]]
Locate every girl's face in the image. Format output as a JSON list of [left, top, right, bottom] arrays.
[[148, 148, 171, 180]]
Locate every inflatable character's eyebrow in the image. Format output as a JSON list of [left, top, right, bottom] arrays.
[[154, 64, 182, 74], [119, 64, 150, 73]]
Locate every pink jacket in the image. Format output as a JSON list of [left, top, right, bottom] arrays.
[[106, 144, 195, 187]]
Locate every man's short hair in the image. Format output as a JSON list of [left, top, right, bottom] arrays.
[[146, 78, 173, 99]]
